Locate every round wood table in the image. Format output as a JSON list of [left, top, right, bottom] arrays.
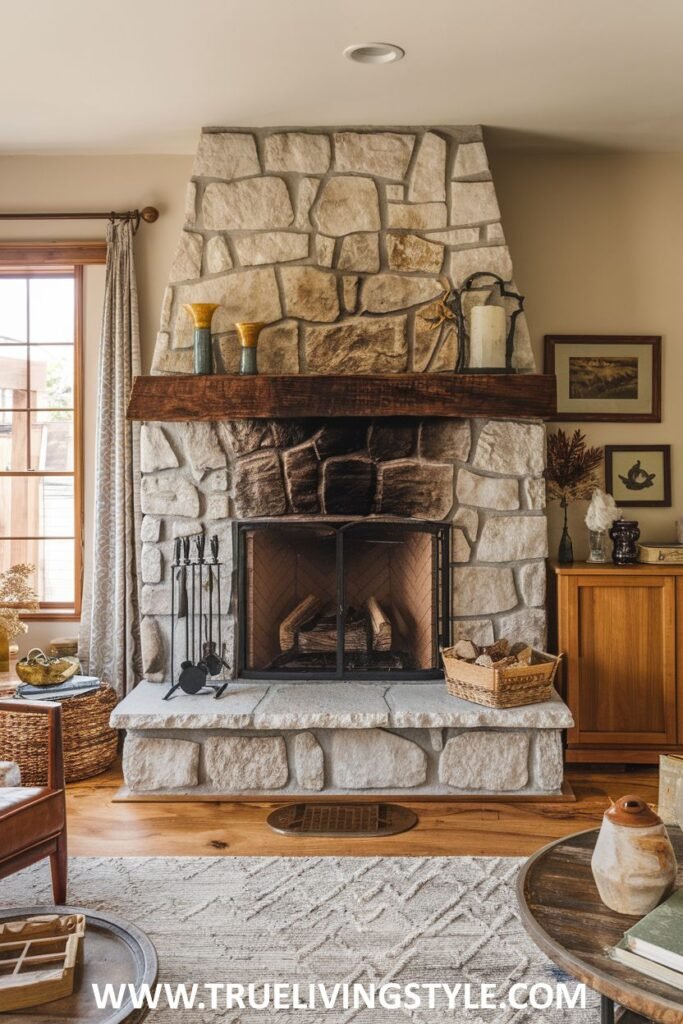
[[517, 827, 683, 1024]]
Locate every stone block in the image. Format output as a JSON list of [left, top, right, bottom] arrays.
[[452, 566, 518, 615], [532, 731, 564, 791], [449, 245, 513, 286], [386, 234, 444, 274], [181, 421, 226, 479], [342, 275, 358, 313], [192, 131, 260, 179], [204, 736, 288, 790], [337, 233, 380, 273], [205, 235, 233, 274], [486, 222, 505, 244], [258, 320, 300, 373], [408, 132, 447, 202], [175, 268, 282, 329], [280, 266, 340, 322], [283, 443, 321, 513], [452, 142, 490, 180], [140, 615, 164, 682], [523, 477, 547, 510], [387, 203, 447, 231], [368, 421, 415, 461], [234, 232, 308, 266], [233, 450, 286, 518], [140, 585, 168, 616], [451, 618, 494, 647], [423, 227, 480, 245], [413, 317, 457, 373], [111, 680, 269, 731], [497, 608, 547, 649], [206, 493, 230, 519], [140, 516, 161, 543], [379, 461, 454, 519], [450, 181, 500, 224], [218, 419, 271, 455], [202, 178, 294, 231], [123, 736, 199, 792], [478, 515, 548, 561], [206, 469, 229, 491], [518, 562, 546, 607], [315, 176, 380, 236], [141, 425, 178, 473], [329, 730, 427, 789], [451, 528, 471, 563], [473, 421, 546, 477], [252, 682, 389, 729], [294, 177, 320, 229], [264, 132, 331, 174], [293, 732, 324, 791], [169, 231, 203, 283], [439, 731, 529, 790], [323, 457, 376, 515], [386, 684, 572, 729], [453, 507, 479, 541], [141, 545, 162, 585], [316, 235, 335, 267], [313, 423, 368, 458], [420, 420, 471, 462], [456, 469, 519, 510], [334, 131, 414, 178], [305, 316, 408, 374], [0, 761, 20, 786], [141, 474, 199, 518], [360, 274, 442, 314], [184, 182, 196, 227]]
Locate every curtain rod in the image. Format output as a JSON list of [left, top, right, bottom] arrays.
[[0, 206, 159, 234]]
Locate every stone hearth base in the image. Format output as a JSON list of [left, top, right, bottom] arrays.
[[111, 681, 573, 799]]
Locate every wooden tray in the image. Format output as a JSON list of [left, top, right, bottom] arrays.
[[0, 906, 158, 1023]]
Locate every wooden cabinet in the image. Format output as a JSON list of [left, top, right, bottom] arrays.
[[553, 563, 683, 763]]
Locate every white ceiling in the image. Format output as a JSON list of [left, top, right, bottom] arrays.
[[4, 0, 683, 154]]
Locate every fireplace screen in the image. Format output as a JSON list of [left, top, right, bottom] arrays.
[[235, 519, 450, 679]]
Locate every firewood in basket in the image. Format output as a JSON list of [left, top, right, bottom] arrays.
[[482, 638, 510, 661], [475, 654, 494, 667], [365, 597, 392, 652], [279, 594, 321, 651], [452, 639, 479, 662]]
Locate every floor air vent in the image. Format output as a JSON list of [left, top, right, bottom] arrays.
[[266, 802, 418, 837]]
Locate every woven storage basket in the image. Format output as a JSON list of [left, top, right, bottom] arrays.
[[0, 683, 118, 784], [441, 647, 562, 709]]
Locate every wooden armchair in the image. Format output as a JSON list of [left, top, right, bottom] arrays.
[[0, 700, 67, 903]]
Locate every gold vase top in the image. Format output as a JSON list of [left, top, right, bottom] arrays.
[[235, 321, 265, 348], [183, 303, 219, 330]]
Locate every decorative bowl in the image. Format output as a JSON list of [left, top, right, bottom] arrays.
[[15, 648, 80, 686]]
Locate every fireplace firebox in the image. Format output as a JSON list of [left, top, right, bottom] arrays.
[[235, 519, 450, 679]]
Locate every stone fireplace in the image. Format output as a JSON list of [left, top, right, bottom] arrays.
[[112, 125, 573, 798]]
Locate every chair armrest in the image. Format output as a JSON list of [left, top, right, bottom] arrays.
[[0, 700, 64, 791]]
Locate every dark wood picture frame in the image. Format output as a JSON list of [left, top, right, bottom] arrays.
[[544, 334, 661, 422], [605, 444, 671, 507]]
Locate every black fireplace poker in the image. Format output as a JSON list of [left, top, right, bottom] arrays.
[[164, 533, 229, 701]]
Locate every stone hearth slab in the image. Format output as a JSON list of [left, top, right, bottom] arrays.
[[251, 682, 390, 729], [110, 680, 269, 730], [385, 684, 573, 729]]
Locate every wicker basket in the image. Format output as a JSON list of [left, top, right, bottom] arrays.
[[441, 646, 562, 708], [0, 683, 118, 784]]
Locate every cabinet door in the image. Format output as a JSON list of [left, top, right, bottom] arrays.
[[565, 574, 677, 748]]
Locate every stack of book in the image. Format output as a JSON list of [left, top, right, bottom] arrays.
[[612, 888, 683, 989], [16, 676, 100, 701]]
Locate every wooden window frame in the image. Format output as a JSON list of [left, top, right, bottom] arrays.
[[0, 241, 106, 620]]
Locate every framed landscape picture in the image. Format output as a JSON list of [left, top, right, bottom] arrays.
[[605, 444, 671, 507], [544, 335, 661, 422]]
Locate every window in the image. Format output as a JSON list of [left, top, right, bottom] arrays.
[[0, 256, 83, 616]]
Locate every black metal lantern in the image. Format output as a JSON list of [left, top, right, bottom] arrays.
[[444, 272, 525, 373]]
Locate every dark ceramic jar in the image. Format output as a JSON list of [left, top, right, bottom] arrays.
[[610, 519, 640, 565]]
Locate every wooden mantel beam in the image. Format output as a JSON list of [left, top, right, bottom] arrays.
[[126, 373, 557, 422]]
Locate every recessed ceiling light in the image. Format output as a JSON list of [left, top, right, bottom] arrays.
[[343, 42, 405, 65]]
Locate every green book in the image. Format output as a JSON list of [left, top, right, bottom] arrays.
[[625, 887, 683, 972], [611, 939, 683, 991]]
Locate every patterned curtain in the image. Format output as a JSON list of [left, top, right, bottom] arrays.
[[79, 220, 142, 696]]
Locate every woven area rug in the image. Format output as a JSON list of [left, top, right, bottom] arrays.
[[1, 857, 599, 1022]]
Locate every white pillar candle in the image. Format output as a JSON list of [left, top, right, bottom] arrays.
[[468, 305, 507, 368]]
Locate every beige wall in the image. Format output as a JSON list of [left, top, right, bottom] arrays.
[[2, 147, 682, 651], [490, 148, 683, 557], [0, 155, 191, 654]]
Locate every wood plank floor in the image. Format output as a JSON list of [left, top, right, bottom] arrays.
[[65, 764, 660, 858]]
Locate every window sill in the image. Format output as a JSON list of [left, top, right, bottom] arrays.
[[23, 611, 80, 622]]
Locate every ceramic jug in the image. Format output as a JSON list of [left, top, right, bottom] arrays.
[[591, 795, 677, 915]]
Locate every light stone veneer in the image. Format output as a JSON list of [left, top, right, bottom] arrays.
[[113, 682, 571, 798]]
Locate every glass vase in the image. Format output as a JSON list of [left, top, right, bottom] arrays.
[[235, 321, 265, 375], [183, 303, 219, 375], [587, 529, 608, 563]]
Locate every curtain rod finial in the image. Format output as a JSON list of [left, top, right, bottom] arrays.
[[140, 206, 159, 223]]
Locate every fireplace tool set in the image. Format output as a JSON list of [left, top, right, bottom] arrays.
[[164, 534, 230, 700]]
